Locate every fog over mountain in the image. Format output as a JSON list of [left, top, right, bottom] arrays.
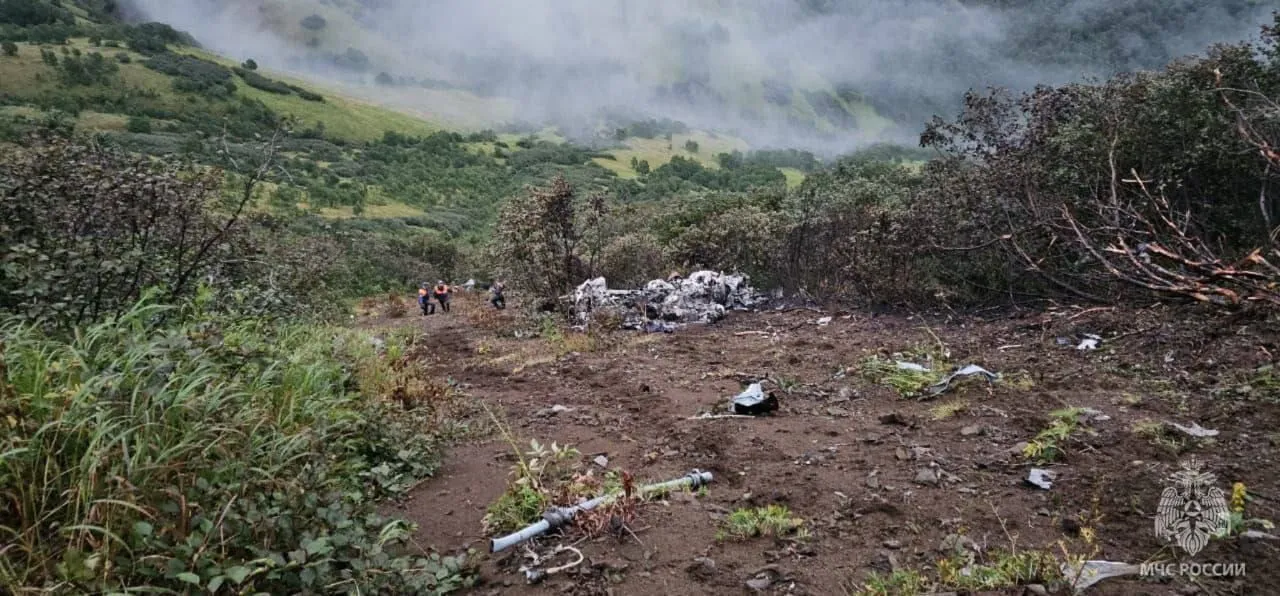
[[117, 0, 1271, 154]]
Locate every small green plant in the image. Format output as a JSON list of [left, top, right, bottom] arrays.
[[859, 354, 947, 398], [1023, 407, 1092, 463], [1214, 482, 1276, 538], [770, 374, 801, 394], [937, 549, 1062, 591], [930, 399, 969, 420], [1131, 419, 1186, 453], [852, 569, 933, 596], [481, 435, 582, 535], [716, 504, 806, 541]]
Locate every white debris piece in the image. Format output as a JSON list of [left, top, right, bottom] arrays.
[[571, 271, 767, 329], [1168, 422, 1220, 438], [1062, 560, 1142, 591]]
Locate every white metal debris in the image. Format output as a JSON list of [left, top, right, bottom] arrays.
[[571, 271, 767, 329]]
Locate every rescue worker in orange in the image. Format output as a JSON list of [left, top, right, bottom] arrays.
[[432, 280, 452, 313], [418, 284, 432, 315]]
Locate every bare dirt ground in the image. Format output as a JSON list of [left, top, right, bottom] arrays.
[[366, 292, 1280, 596]]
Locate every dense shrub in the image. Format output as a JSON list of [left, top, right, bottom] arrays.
[[56, 51, 118, 86], [143, 52, 235, 96], [0, 137, 276, 326], [234, 66, 293, 94]]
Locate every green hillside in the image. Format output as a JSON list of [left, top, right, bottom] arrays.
[[0, 0, 820, 244]]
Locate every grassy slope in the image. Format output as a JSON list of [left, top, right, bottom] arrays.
[[1, 38, 805, 198], [593, 132, 751, 179]]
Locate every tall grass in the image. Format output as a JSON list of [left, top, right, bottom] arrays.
[[0, 298, 470, 594]]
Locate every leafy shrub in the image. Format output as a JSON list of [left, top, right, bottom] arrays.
[[599, 232, 669, 287], [0, 0, 74, 27], [0, 137, 262, 326], [288, 83, 324, 102], [56, 51, 118, 86], [490, 176, 599, 306], [1, 40, 16, 56], [125, 114, 152, 133], [143, 52, 234, 96], [234, 65, 293, 94], [0, 299, 475, 593], [668, 205, 787, 286], [125, 22, 193, 55], [242, 58, 257, 70]]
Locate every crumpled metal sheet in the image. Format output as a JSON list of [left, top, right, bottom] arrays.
[[1061, 560, 1142, 591], [923, 364, 1000, 396], [572, 271, 767, 328]]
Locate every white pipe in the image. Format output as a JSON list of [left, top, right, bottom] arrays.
[[490, 469, 712, 553]]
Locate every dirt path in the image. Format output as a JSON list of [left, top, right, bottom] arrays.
[[367, 293, 1280, 595]]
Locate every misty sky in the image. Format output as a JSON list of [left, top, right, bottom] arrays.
[[119, 0, 1271, 153]]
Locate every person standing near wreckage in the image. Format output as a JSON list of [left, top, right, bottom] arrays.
[[432, 280, 452, 313]]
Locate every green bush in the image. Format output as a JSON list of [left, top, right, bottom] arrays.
[[143, 52, 234, 95], [234, 66, 293, 94], [125, 115, 152, 133], [1, 40, 16, 56], [0, 298, 475, 594]]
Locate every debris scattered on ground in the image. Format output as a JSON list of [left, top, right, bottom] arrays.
[[1026, 468, 1056, 490], [518, 545, 585, 584], [1062, 560, 1142, 591], [1079, 408, 1111, 422], [816, 316, 832, 326], [731, 383, 780, 416], [1076, 334, 1102, 350], [536, 404, 574, 417], [571, 271, 767, 329], [896, 361, 930, 372], [923, 364, 1000, 397], [1168, 421, 1220, 438], [644, 320, 682, 333]]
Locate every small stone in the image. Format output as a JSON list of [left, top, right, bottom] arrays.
[[746, 577, 773, 591], [1025, 584, 1048, 595], [866, 475, 880, 489], [827, 406, 850, 417], [594, 455, 609, 468], [895, 447, 910, 461], [837, 386, 855, 401], [879, 412, 910, 426], [1010, 442, 1030, 455], [883, 539, 902, 549], [960, 425, 982, 436], [914, 468, 940, 486], [685, 557, 716, 579]]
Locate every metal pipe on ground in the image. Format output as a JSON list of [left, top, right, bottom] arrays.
[[489, 469, 713, 553]]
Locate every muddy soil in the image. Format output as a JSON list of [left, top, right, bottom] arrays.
[[369, 293, 1280, 596]]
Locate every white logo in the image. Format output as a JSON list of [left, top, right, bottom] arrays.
[[1154, 458, 1230, 556]]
